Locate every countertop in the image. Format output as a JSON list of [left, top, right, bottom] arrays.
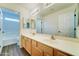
[[21, 29, 79, 56]]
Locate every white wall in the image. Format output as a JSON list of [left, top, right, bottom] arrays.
[[42, 5, 76, 37]]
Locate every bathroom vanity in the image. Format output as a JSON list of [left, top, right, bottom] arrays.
[[20, 29, 79, 56]]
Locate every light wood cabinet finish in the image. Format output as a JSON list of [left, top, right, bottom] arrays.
[[43, 45, 53, 56], [21, 35, 72, 56], [21, 36, 23, 47], [54, 49, 71, 56], [25, 37, 32, 55], [32, 40, 37, 47], [32, 40, 43, 56], [38, 42, 53, 56], [21, 36, 32, 55], [32, 46, 43, 56], [32, 40, 53, 56], [21, 36, 26, 48]]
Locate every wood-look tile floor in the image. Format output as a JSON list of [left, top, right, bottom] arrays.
[[0, 44, 30, 56]]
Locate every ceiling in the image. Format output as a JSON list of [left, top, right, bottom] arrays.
[[19, 3, 43, 12], [0, 3, 41, 12], [0, 3, 77, 17], [0, 3, 20, 10], [0, 3, 43, 16], [39, 3, 75, 17]]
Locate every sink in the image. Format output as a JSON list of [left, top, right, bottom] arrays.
[[51, 35, 55, 40]]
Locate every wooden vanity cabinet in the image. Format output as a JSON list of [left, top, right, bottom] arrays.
[[21, 35, 72, 56], [32, 40, 43, 56], [21, 35, 32, 55], [38, 42, 53, 56], [21, 36, 23, 47], [32, 46, 43, 56], [31, 40, 53, 56], [43, 45, 53, 56], [53, 48, 71, 56], [21, 36, 26, 48], [25, 37, 32, 55]]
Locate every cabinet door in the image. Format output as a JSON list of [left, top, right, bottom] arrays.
[[37, 42, 44, 50], [21, 36, 26, 48], [32, 46, 43, 56], [38, 42, 53, 56], [32, 40, 43, 56], [43, 45, 53, 56], [54, 49, 69, 56], [32, 40, 37, 47], [23, 37, 26, 49], [44, 52, 52, 56], [25, 37, 32, 54], [21, 36, 23, 47]]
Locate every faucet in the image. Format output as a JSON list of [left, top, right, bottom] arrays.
[[51, 35, 55, 40]]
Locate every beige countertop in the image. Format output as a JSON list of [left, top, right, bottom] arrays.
[[21, 29, 79, 56]]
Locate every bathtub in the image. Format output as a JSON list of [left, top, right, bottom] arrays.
[[2, 32, 19, 46], [0, 37, 3, 54]]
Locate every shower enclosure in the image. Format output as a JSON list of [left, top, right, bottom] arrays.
[[0, 8, 20, 53], [0, 8, 3, 54]]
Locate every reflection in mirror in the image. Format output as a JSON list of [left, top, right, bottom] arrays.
[[26, 22, 30, 28], [30, 19, 35, 29]]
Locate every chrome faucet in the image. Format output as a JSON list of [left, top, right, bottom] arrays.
[[51, 35, 55, 40]]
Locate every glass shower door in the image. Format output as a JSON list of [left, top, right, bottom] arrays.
[[36, 16, 42, 33], [2, 8, 20, 46], [0, 8, 3, 54]]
